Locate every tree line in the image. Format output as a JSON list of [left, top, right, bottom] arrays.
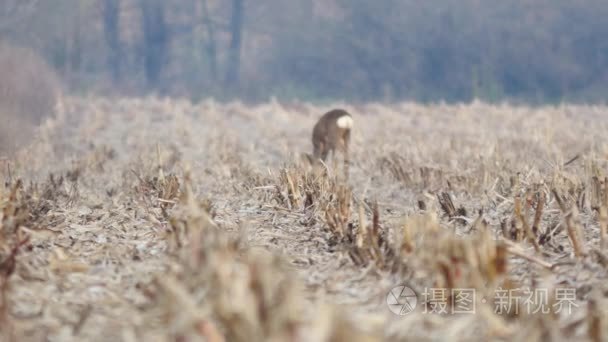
[[1, 0, 607, 104]]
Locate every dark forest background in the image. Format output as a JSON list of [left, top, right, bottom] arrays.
[[2, 0, 608, 104]]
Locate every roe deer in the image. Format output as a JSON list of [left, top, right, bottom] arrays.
[[307, 109, 353, 178]]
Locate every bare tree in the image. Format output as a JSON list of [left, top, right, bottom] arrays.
[[66, 2, 83, 77], [103, 0, 122, 83], [200, 0, 218, 82], [225, 0, 243, 89], [139, 0, 169, 88]]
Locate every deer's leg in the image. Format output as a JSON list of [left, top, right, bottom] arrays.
[[320, 148, 329, 162], [342, 131, 351, 181], [331, 148, 338, 173], [343, 145, 350, 181], [313, 142, 323, 161]]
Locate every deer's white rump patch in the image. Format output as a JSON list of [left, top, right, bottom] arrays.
[[336, 115, 353, 129]]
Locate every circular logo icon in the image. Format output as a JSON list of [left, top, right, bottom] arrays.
[[386, 285, 417, 315]]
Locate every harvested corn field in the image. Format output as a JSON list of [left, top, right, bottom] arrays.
[[2, 98, 608, 341]]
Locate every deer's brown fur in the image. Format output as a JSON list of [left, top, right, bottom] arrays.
[[307, 109, 353, 178]]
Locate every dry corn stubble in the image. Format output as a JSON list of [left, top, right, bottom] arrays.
[[1, 97, 608, 341]]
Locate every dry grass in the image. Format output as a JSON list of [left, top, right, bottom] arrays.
[[1, 97, 608, 341]]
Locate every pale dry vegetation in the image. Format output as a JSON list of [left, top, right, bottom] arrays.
[[0, 42, 61, 155], [2, 97, 608, 341]]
